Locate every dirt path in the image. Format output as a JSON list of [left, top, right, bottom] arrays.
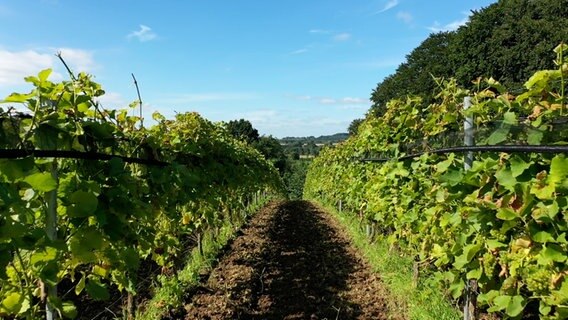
[[181, 200, 391, 320]]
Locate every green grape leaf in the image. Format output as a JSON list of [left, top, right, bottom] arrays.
[[503, 111, 518, 125], [532, 231, 556, 243], [86, 279, 110, 301], [486, 239, 507, 249], [527, 129, 544, 145], [487, 128, 508, 145], [23, 172, 57, 192], [531, 183, 555, 200], [68, 190, 98, 217], [496, 208, 518, 221], [38, 68, 52, 82], [440, 169, 463, 186], [1, 291, 23, 313], [510, 156, 531, 178], [30, 247, 58, 267], [495, 168, 516, 192], [2, 92, 34, 103], [61, 301, 78, 319], [491, 295, 525, 317], [75, 274, 86, 295], [448, 280, 465, 299], [467, 267, 483, 280], [0, 158, 34, 181], [33, 124, 60, 150], [538, 245, 566, 264], [549, 155, 568, 186], [40, 261, 59, 286]]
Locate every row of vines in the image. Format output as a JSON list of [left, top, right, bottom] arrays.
[[0, 69, 283, 318], [305, 45, 568, 318]]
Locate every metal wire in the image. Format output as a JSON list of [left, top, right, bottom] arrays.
[[360, 145, 568, 162]]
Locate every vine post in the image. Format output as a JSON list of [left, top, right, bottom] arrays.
[[463, 96, 474, 170], [46, 161, 58, 320], [463, 96, 477, 320]]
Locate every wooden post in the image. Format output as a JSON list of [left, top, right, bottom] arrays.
[[338, 200, 342, 213]]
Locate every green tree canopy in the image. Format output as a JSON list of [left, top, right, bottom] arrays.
[[369, 0, 568, 116], [225, 119, 260, 145]]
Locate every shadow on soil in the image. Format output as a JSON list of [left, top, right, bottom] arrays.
[[183, 200, 375, 319], [248, 200, 362, 319]]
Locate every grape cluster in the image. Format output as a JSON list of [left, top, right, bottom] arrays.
[[525, 268, 553, 294], [482, 252, 497, 275], [489, 229, 508, 242]]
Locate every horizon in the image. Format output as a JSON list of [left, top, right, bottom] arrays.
[[0, 0, 496, 138]]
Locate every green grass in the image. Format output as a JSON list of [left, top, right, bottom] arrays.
[[318, 201, 461, 320], [137, 198, 271, 320]]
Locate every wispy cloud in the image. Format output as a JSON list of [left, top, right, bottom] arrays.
[[96, 92, 128, 109], [56, 48, 96, 72], [294, 95, 369, 106], [396, 11, 413, 24], [160, 92, 259, 104], [309, 29, 331, 34], [427, 12, 470, 32], [0, 48, 95, 86], [290, 48, 309, 55], [333, 33, 352, 42], [127, 25, 157, 42], [373, 0, 399, 14]]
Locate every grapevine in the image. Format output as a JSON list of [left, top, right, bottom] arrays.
[[305, 44, 568, 319], [0, 69, 283, 318]]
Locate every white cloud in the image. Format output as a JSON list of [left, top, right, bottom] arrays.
[[96, 92, 128, 109], [396, 11, 413, 24], [0, 50, 54, 85], [340, 97, 368, 104], [309, 29, 331, 34], [127, 25, 157, 42], [374, 0, 399, 14], [428, 14, 469, 32], [160, 92, 259, 104], [297, 95, 369, 106], [56, 48, 96, 73], [319, 98, 337, 104], [0, 47, 94, 86], [290, 48, 308, 55], [333, 33, 351, 42]]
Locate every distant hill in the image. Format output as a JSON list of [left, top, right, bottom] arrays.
[[278, 133, 349, 158], [279, 133, 348, 145]]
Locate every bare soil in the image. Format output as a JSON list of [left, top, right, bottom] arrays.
[[181, 200, 393, 320]]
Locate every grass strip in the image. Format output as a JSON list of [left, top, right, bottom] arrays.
[[318, 201, 461, 320]]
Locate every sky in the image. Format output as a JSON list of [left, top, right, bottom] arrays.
[[0, 0, 496, 138]]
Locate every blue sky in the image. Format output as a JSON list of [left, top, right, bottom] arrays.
[[0, 0, 496, 138]]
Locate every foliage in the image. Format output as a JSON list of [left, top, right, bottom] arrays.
[[369, 0, 568, 116], [225, 119, 260, 145], [283, 160, 310, 200], [370, 32, 455, 116], [348, 118, 364, 136], [305, 45, 568, 319], [0, 70, 283, 318]]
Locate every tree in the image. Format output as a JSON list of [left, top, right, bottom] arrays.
[[225, 119, 259, 145], [369, 32, 454, 116], [348, 118, 364, 136], [254, 135, 287, 173], [368, 0, 568, 116], [451, 0, 568, 90]]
